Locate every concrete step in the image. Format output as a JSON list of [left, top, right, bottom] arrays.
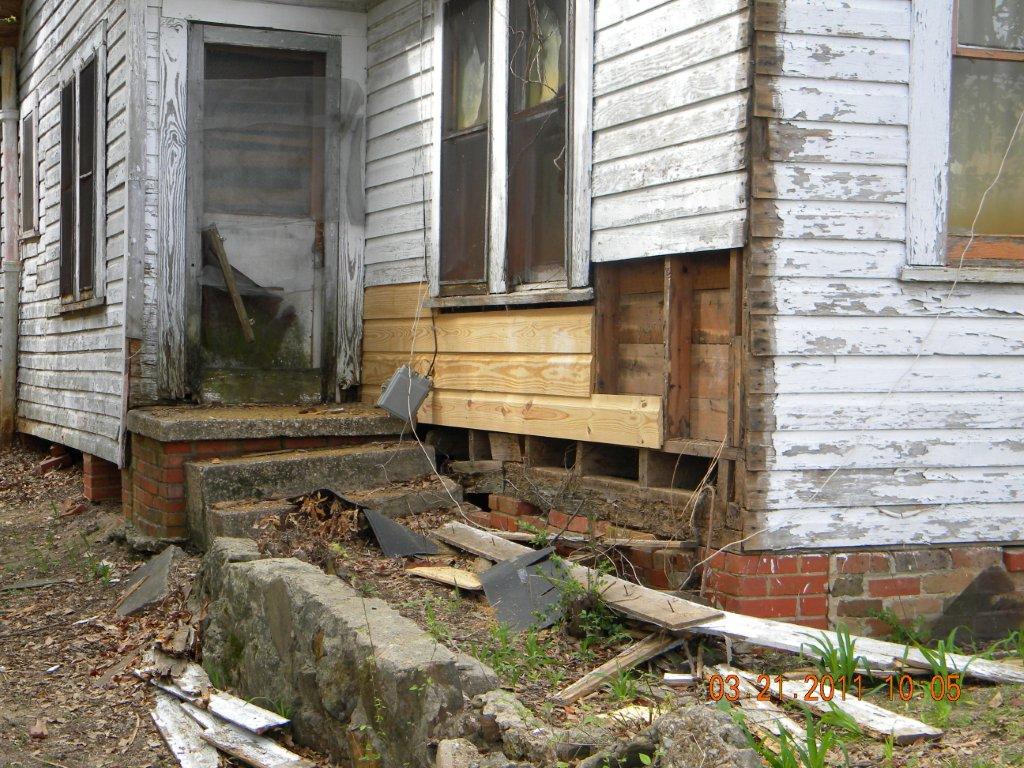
[[207, 475, 461, 542], [187, 442, 435, 548]]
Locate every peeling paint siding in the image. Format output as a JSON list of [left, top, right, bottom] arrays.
[[15, 0, 129, 463], [590, 0, 749, 261], [364, 0, 431, 287], [748, 0, 1024, 549]]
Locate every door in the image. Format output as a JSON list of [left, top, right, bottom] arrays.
[[187, 26, 341, 403]]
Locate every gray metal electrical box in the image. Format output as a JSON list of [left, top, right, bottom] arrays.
[[376, 364, 433, 424]]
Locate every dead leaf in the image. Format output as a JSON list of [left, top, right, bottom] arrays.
[[29, 717, 48, 739], [989, 690, 1003, 709]]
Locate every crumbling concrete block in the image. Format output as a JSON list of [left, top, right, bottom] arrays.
[[202, 554, 466, 767]]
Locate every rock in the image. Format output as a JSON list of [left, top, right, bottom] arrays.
[[453, 653, 500, 698], [579, 704, 761, 768], [655, 706, 761, 768], [477, 690, 557, 765], [202, 555, 465, 767], [115, 545, 185, 617], [435, 739, 482, 768]]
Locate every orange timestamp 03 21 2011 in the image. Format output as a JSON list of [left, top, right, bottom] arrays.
[[706, 672, 964, 703]]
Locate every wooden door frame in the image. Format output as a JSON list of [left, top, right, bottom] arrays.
[[184, 24, 343, 400]]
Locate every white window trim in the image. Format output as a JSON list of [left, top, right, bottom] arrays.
[[19, 92, 39, 240], [427, 0, 593, 298], [58, 20, 108, 309]]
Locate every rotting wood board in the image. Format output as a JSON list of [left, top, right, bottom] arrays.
[[433, 523, 721, 632], [151, 694, 221, 768], [731, 668, 942, 744], [709, 665, 804, 744], [552, 634, 686, 705], [494, 530, 696, 550], [145, 673, 290, 734], [694, 613, 1024, 685], [406, 565, 483, 591], [203, 226, 255, 344], [181, 703, 316, 768]]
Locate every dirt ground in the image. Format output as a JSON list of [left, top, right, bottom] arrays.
[[3, 439, 1023, 768], [0, 441, 330, 768]]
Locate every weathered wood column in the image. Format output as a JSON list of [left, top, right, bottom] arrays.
[[0, 46, 20, 443]]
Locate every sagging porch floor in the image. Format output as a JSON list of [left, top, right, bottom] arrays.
[[126, 403, 404, 442]]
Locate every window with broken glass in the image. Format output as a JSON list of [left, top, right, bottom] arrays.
[[948, 0, 1024, 263], [435, 0, 584, 297], [58, 30, 107, 310]]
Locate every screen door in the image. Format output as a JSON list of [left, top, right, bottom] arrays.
[[188, 27, 340, 403]]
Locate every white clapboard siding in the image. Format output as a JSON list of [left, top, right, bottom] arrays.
[[748, 391, 1024, 432], [755, 33, 910, 84], [746, 239, 907, 279], [750, 200, 904, 241], [749, 277, 1024, 318], [14, 0, 129, 463], [754, 0, 911, 40], [752, 161, 906, 203], [755, 76, 908, 126], [749, 429, 1024, 470], [747, 504, 1024, 550], [751, 315, 1024, 357], [590, 0, 749, 261], [363, 0, 432, 286], [749, 356, 1024, 395], [766, 120, 908, 165], [748, 466, 1024, 510]]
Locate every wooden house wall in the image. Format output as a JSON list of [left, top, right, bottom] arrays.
[[590, 0, 750, 261], [745, 0, 1024, 550], [363, 0, 431, 288], [14, 0, 131, 463]]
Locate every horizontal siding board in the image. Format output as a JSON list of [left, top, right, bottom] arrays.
[[750, 200, 904, 241], [755, 76, 908, 125], [592, 210, 746, 261], [746, 503, 1024, 550], [747, 239, 907, 279], [754, 0, 911, 41], [595, 0, 747, 60], [592, 172, 747, 230], [753, 161, 906, 203], [755, 32, 909, 83]]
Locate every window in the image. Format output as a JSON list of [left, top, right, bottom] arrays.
[[59, 36, 106, 307], [20, 105, 37, 236], [947, 0, 1024, 263], [439, 0, 490, 290], [432, 0, 591, 297], [507, 0, 567, 286]]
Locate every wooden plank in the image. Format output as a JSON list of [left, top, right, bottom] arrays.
[[203, 227, 254, 343], [694, 290, 730, 344], [591, 210, 746, 262], [692, 345, 730, 400], [361, 352, 593, 397], [731, 668, 942, 744], [149, 671, 289, 734], [569, 0, 595, 289], [433, 523, 722, 632], [552, 635, 686, 705], [593, 265, 620, 393], [618, 343, 664, 396], [406, 566, 482, 591], [362, 306, 594, 354], [665, 256, 693, 439], [709, 665, 804, 743], [690, 397, 727, 442], [156, 16, 188, 398], [692, 612, 1024, 685], [418, 391, 663, 448], [151, 695, 220, 768], [181, 704, 315, 768]]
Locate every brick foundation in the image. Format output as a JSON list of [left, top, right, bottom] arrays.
[[704, 545, 1024, 639], [83, 453, 122, 502], [479, 493, 696, 591], [123, 434, 363, 542]]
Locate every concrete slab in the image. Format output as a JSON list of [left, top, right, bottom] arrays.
[[127, 404, 403, 443]]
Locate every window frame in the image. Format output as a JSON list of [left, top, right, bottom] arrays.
[[428, 0, 593, 299], [58, 22, 108, 312], [19, 93, 39, 239], [907, 0, 1023, 267]]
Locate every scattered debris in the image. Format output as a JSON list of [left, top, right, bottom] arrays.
[[709, 665, 804, 745], [479, 546, 566, 631], [29, 717, 48, 740], [152, 694, 221, 768], [36, 452, 73, 476], [1, 577, 66, 591], [553, 634, 685, 705], [731, 666, 943, 744], [116, 545, 185, 617], [406, 565, 483, 591], [362, 507, 439, 557], [435, 522, 721, 631], [183, 702, 316, 768], [662, 673, 697, 686]]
